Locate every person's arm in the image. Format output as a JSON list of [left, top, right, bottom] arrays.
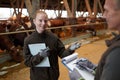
[[100, 47, 120, 80], [56, 38, 80, 58], [23, 39, 44, 67], [55, 38, 70, 58]]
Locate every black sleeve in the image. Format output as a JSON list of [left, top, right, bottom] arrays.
[[56, 38, 74, 58], [100, 47, 120, 80], [23, 38, 44, 67]]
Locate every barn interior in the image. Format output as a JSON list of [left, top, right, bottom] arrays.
[[0, 0, 117, 80]]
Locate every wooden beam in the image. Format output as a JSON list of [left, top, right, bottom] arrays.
[[10, 0, 17, 16], [16, 0, 20, 12], [32, 0, 40, 16], [24, 0, 33, 18], [93, 0, 98, 17], [85, 0, 92, 16], [44, 0, 48, 10], [72, 0, 77, 17], [63, 0, 73, 17], [20, 0, 25, 13], [98, 0, 103, 14]]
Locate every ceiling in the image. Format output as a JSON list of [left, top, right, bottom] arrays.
[[0, 0, 105, 12], [0, 0, 10, 7]]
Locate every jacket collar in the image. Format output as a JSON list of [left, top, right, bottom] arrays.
[[105, 32, 120, 47], [35, 30, 48, 38]]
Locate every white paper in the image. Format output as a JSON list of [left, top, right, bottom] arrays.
[[62, 53, 78, 71], [62, 53, 94, 80], [28, 43, 50, 67], [74, 67, 94, 80]]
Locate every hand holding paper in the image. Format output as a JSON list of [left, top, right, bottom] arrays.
[[39, 47, 50, 57], [28, 43, 50, 67]]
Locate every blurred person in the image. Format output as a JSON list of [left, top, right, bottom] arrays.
[[94, 0, 120, 80], [23, 10, 81, 80]]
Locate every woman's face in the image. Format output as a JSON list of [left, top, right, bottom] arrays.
[[33, 13, 48, 33]]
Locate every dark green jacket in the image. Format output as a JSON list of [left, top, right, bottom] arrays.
[[95, 34, 120, 80], [23, 30, 73, 80]]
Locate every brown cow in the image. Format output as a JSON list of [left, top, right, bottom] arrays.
[[0, 35, 23, 62], [48, 18, 67, 38], [0, 22, 23, 62]]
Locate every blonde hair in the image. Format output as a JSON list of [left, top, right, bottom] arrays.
[[33, 10, 48, 19]]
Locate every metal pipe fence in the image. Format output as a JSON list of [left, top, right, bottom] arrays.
[[0, 22, 107, 36]]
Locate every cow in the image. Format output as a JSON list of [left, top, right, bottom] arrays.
[[0, 22, 23, 62]]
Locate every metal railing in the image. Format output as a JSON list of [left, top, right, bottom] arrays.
[[0, 22, 107, 36]]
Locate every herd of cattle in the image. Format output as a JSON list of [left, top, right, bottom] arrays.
[[0, 16, 106, 62]]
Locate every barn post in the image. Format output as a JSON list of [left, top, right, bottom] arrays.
[[24, 0, 40, 30], [24, 0, 33, 18], [63, 0, 73, 17], [98, 0, 104, 14], [71, 0, 77, 37], [32, 0, 40, 18], [93, 0, 98, 17], [85, 0, 92, 17], [63, 0, 78, 37]]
